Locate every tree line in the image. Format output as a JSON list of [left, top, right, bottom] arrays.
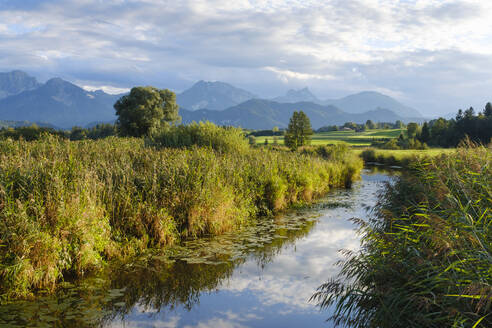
[[386, 104, 492, 148], [0, 123, 117, 141], [317, 120, 405, 132], [420, 104, 492, 147]]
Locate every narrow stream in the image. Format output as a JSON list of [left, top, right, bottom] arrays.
[[0, 167, 397, 328]]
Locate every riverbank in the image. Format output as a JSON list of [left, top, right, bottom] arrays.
[[0, 135, 363, 300], [313, 144, 491, 327], [0, 166, 390, 327]]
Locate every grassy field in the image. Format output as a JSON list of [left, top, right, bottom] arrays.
[[255, 129, 405, 146]]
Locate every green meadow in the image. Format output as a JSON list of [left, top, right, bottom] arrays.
[[256, 128, 406, 146]]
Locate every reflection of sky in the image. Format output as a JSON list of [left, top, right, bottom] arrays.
[[108, 170, 393, 328]]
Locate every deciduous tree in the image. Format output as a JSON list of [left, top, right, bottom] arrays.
[[114, 86, 179, 137]]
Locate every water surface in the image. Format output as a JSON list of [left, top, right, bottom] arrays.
[[0, 167, 396, 328]]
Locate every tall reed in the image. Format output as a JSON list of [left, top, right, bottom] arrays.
[[312, 143, 491, 327], [0, 134, 362, 299]]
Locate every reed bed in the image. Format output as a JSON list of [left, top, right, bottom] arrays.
[[312, 143, 491, 327], [0, 134, 362, 299], [359, 147, 454, 167]]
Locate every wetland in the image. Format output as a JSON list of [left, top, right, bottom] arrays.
[[0, 167, 396, 328]]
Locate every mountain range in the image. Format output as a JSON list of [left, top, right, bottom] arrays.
[[180, 100, 409, 130], [0, 70, 423, 129], [0, 71, 120, 128], [324, 91, 422, 118]]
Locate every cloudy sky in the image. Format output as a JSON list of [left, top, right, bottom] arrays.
[[1, 0, 492, 116]]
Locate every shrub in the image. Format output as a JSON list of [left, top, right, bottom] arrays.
[[300, 143, 350, 161], [149, 122, 250, 154]]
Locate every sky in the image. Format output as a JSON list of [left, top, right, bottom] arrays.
[[1, 0, 492, 116]]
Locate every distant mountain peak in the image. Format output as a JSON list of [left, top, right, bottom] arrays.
[[324, 90, 422, 118], [273, 87, 320, 104], [44, 77, 72, 89], [46, 77, 64, 84], [0, 74, 119, 128], [0, 70, 41, 99], [42, 77, 87, 101], [286, 87, 313, 95], [177, 80, 256, 111]]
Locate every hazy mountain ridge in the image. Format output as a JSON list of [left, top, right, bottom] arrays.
[[176, 80, 422, 118], [0, 70, 424, 129], [0, 70, 41, 99], [0, 73, 120, 128], [181, 99, 419, 130], [272, 87, 320, 104], [177, 80, 257, 111], [324, 91, 422, 118]]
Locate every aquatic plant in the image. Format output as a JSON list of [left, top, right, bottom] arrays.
[[312, 143, 492, 327]]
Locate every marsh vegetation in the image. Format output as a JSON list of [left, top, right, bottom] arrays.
[[0, 124, 363, 300], [313, 143, 491, 327], [0, 167, 391, 328]]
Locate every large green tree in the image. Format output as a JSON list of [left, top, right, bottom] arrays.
[[284, 111, 313, 150], [114, 86, 179, 137]]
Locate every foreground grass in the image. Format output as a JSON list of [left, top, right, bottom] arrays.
[[312, 144, 491, 327], [256, 129, 405, 146], [0, 135, 362, 300]]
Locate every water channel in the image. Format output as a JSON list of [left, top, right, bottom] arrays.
[[0, 167, 397, 328]]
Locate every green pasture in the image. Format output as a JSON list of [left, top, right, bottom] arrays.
[[255, 129, 406, 146]]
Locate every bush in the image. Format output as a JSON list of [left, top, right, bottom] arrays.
[[360, 149, 377, 162], [149, 122, 250, 154], [300, 143, 350, 161]]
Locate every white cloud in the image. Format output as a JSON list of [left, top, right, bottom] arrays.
[[264, 66, 335, 83], [1, 0, 492, 115], [81, 84, 130, 94]]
